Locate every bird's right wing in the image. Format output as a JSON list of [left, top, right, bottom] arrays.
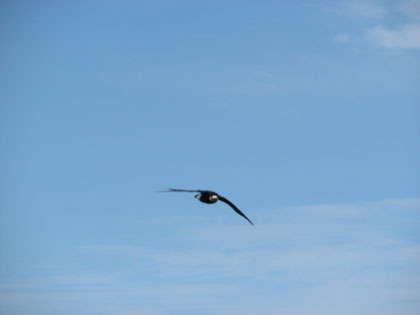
[[218, 196, 254, 226]]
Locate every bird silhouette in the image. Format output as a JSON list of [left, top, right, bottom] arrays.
[[160, 189, 254, 226]]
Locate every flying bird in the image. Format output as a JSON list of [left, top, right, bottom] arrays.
[[161, 189, 254, 226]]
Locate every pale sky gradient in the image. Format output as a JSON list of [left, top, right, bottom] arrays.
[[1, 1, 420, 314]]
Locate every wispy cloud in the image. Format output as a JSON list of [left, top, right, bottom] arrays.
[[255, 71, 275, 79], [397, 0, 420, 19], [207, 101, 231, 109], [253, 70, 281, 94], [367, 24, 420, 50], [331, 1, 387, 19], [333, 33, 352, 43], [341, 1, 387, 19]]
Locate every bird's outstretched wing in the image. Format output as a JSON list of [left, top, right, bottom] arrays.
[[159, 188, 203, 193], [218, 196, 254, 226]]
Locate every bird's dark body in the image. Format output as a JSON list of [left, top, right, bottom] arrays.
[[195, 191, 218, 204], [160, 188, 254, 225]]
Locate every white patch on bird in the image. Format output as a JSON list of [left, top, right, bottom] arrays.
[[194, 194, 201, 199]]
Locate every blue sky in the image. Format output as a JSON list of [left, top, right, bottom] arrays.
[[1, 0, 419, 314]]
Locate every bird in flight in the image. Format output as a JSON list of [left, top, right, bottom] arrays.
[[161, 189, 254, 226]]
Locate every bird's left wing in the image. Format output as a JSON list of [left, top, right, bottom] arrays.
[[218, 196, 254, 226], [159, 188, 203, 193]]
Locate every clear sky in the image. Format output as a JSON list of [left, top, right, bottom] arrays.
[[1, 1, 420, 314]]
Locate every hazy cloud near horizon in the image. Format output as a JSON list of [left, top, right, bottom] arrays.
[[1, 198, 419, 314]]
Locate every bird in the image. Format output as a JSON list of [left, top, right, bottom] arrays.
[[160, 189, 254, 226]]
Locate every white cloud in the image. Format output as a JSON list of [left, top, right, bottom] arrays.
[[331, 1, 420, 51], [367, 24, 420, 49]]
